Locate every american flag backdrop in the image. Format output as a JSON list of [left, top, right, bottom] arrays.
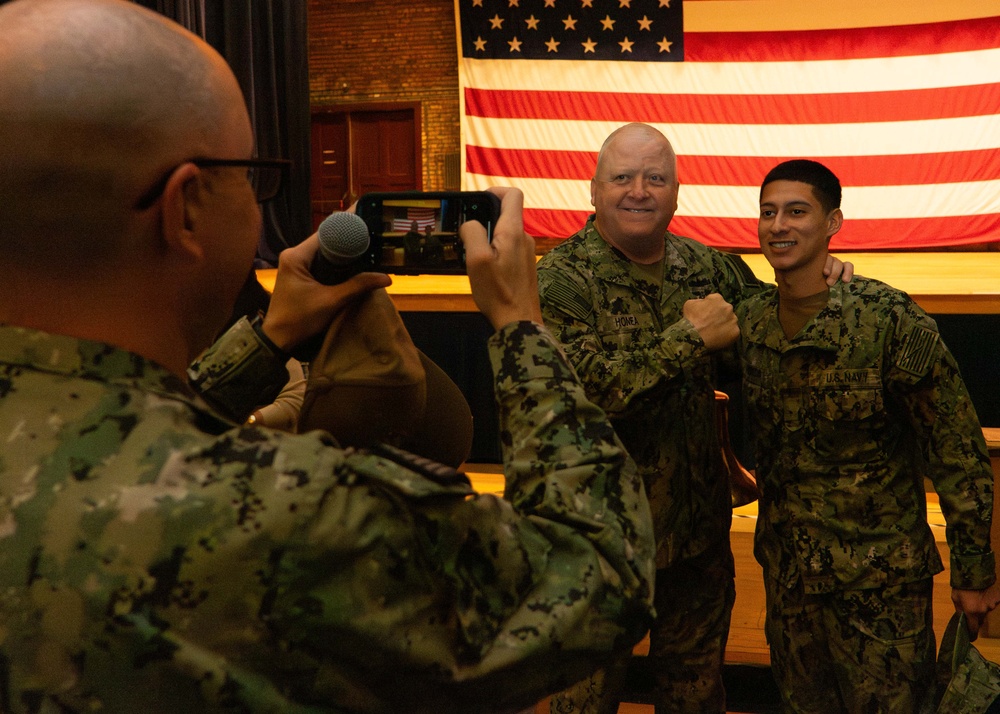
[[455, 0, 1000, 250], [391, 207, 439, 232]]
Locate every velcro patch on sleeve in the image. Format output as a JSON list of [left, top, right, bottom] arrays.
[[896, 324, 939, 378], [542, 277, 593, 322]]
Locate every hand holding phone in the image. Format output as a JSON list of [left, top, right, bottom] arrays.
[[355, 191, 501, 275], [460, 186, 543, 329]]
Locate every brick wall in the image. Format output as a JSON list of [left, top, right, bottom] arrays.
[[308, 0, 459, 190]]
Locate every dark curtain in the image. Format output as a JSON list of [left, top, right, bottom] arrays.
[[134, 0, 311, 266]]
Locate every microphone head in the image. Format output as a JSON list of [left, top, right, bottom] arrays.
[[317, 211, 370, 262]]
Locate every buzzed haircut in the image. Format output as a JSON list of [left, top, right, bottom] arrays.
[[761, 159, 842, 213]]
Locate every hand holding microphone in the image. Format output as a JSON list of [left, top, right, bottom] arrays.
[[261, 212, 391, 360], [310, 211, 374, 284]]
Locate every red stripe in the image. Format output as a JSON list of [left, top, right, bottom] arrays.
[[468, 146, 1000, 186], [670, 215, 1000, 250], [466, 146, 597, 181], [525, 209, 1000, 248], [685, 16, 1000, 62], [681, 151, 1000, 187], [464, 82, 1000, 124]]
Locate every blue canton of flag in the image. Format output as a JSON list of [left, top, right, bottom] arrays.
[[458, 0, 683, 62]]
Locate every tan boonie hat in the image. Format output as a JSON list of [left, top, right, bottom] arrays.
[[935, 612, 1000, 713], [297, 287, 473, 469]]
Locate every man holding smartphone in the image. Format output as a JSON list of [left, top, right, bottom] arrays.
[[0, 2, 655, 711]]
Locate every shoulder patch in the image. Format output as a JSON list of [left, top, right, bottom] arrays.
[[896, 324, 939, 378], [540, 275, 594, 322]]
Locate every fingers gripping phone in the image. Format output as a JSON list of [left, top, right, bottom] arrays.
[[355, 191, 501, 275]]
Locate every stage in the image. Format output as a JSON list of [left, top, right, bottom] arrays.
[[256, 250, 1000, 454], [257, 252, 1000, 314]]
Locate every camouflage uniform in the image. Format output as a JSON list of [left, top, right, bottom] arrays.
[[737, 278, 995, 713], [537, 218, 764, 713], [0, 316, 655, 713]]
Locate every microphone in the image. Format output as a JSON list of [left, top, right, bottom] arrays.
[[290, 211, 374, 362], [310, 211, 372, 285]]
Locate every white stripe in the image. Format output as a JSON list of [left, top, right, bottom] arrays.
[[465, 174, 593, 213], [460, 49, 1000, 96], [464, 174, 1000, 219], [463, 114, 1000, 157], [684, 0, 1000, 33]]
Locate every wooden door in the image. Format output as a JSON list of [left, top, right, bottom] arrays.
[[310, 105, 421, 230], [352, 110, 417, 197], [310, 113, 349, 229]]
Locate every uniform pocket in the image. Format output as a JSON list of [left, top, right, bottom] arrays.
[[813, 386, 885, 464]]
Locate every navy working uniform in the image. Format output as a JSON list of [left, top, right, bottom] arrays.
[[0, 316, 655, 713], [538, 217, 764, 712], [738, 277, 995, 712]]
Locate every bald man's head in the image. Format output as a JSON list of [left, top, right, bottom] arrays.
[[589, 122, 679, 261], [0, 0, 250, 270], [594, 123, 676, 180]]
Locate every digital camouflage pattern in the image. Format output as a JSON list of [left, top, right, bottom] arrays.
[[937, 612, 1000, 713], [537, 218, 763, 713], [0, 319, 655, 713], [537, 218, 764, 569], [738, 277, 995, 711], [738, 278, 994, 594], [549, 543, 736, 714], [765, 578, 937, 712], [188, 315, 291, 422]]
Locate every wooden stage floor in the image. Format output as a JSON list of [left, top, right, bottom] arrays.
[[257, 251, 1000, 315]]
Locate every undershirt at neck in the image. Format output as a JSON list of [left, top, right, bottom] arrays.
[[778, 288, 830, 339], [632, 257, 664, 286]]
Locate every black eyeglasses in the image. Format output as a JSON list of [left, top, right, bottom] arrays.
[[134, 157, 291, 209]]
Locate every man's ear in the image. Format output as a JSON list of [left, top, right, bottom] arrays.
[[160, 162, 205, 263], [826, 207, 843, 239], [590, 178, 597, 208]]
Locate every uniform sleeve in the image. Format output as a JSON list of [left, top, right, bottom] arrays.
[[888, 307, 995, 590], [716, 251, 768, 307], [186, 316, 290, 422], [537, 261, 707, 416], [709, 251, 768, 382], [537, 248, 764, 416], [249, 321, 656, 712]]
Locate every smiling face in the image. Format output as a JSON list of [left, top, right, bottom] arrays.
[[758, 179, 842, 281], [591, 124, 678, 263]]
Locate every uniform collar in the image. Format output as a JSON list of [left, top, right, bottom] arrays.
[[0, 324, 207, 409], [745, 280, 846, 353], [581, 215, 692, 298]]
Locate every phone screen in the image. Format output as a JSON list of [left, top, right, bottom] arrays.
[[357, 192, 499, 275]]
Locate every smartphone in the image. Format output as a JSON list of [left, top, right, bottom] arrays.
[[354, 191, 501, 275]]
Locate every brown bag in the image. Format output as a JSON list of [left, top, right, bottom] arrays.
[[714, 390, 759, 508], [297, 288, 473, 468]]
